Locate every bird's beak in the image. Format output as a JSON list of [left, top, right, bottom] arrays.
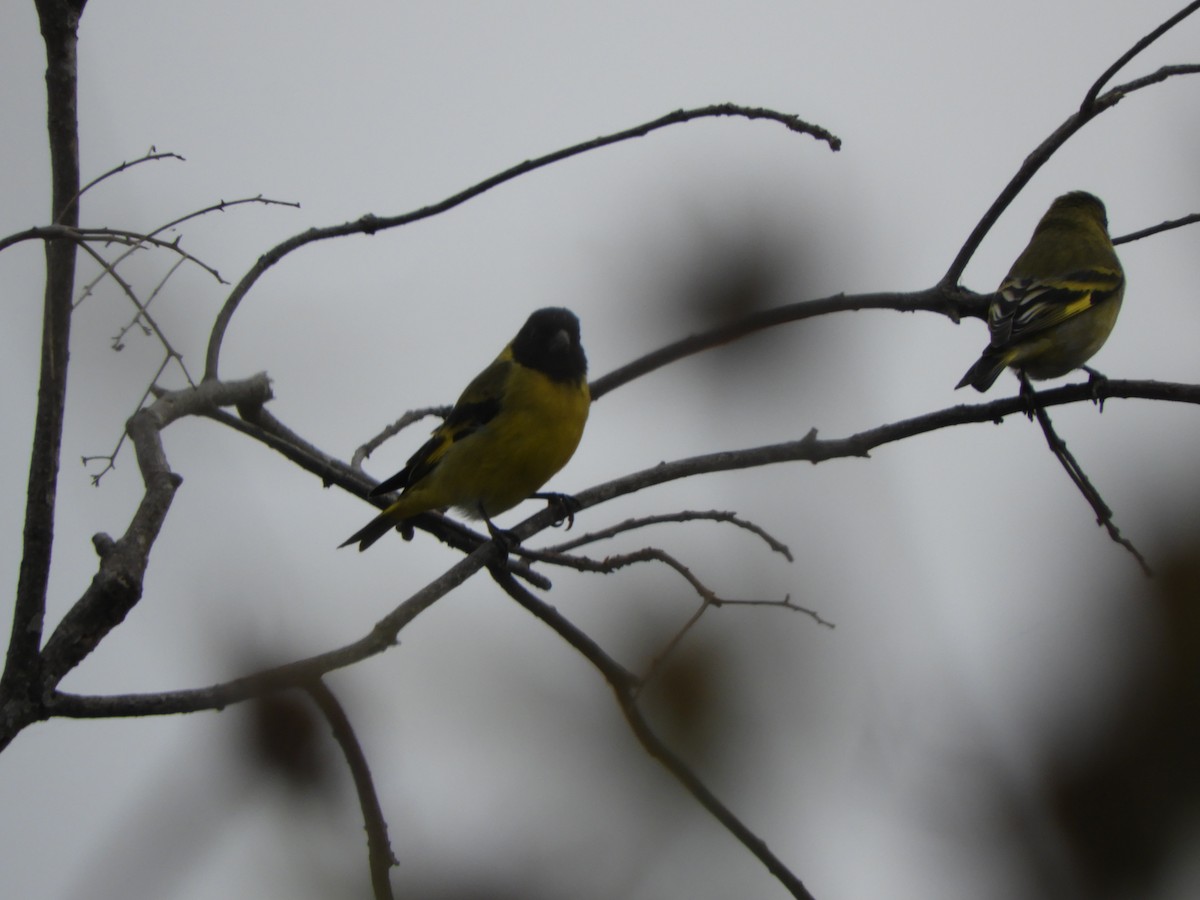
[[550, 329, 570, 352]]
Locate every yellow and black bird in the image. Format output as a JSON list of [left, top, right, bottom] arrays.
[[340, 307, 590, 551], [956, 191, 1125, 392]]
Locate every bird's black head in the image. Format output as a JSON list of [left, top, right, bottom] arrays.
[[511, 307, 587, 384]]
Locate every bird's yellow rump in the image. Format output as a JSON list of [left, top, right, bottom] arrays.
[[340, 307, 590, 551], [956, 191, 1125, 392]]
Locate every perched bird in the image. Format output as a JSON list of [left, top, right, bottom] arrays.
[[956, 191, 1125, 392], [340, 307, 590, 551]]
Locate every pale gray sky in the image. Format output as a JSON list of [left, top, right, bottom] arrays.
[[3, 2, 1199, 899]]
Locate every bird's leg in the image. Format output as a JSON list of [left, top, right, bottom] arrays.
[[532, 492, 581, 530], [1017, 371, 1038, 420], [479, 504, 519, 551]]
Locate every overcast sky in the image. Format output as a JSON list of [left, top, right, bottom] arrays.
[[3, 2, 1199, 899]]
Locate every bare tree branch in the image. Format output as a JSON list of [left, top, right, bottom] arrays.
[[4, 0, 86, 729], [37, 377, 1200, 731], [0, 224, 227, 282], [36, 375, 274, 691], [43, 540, 503, 722], [1081, 1, 1200, 110], [1022, 377, 1152, 575], [641, 591, 835, 683], [490, 567, 818, 900], [590, 285, 980, 401], [521, 537, 828, 686], [350, 406, 450, 471], [73, 195, 300, 310], [106, 256, 187, 345], [66, 148, 184, 214], [305, 680, 398, 900], [542, 509, 793, 560], [203, 103, 841, 381], [564, 380, 1200, 527], [83, 352, 179, 484], [943, 1, 1200, 286], [9, 3, 1199, 897], [73, 241, 193, 381], [1115, 211, 1200, 245]]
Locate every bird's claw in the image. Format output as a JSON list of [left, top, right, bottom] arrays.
[[535, 492, 581, 530], [1082, 366, 1108, 409], [1017, 373, 1038, 420]]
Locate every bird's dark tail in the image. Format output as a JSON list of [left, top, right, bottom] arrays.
[[338, 511, 401, 552], [955, 351, 1008, 392]]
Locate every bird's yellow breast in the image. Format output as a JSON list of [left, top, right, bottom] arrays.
[[388, 364, 589, 521]]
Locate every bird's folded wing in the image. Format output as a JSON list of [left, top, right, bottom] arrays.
[[990, 267, 1124, 346], [372, 359, 510, 495]]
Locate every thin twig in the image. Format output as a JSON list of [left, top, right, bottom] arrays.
[[516, 542, 830, 683], [150, 194, 301, 234], [58, 149, 185, 223], [109, 257, 188, 349], [84, 354, 182, 485], [490, 568, 817, 900], [1080, 1, 1200, 110], [350, 406, 450, 471], [73, 196, 300, 309], [1114, 211, 1200, 245], [1022, 377, 1152, 575], [1101, 63, 1200, 97], [74, 242, 192, 383], [0, 224, 227, 282], [542, 509, 793, 560], [595, 547, 719, 600], [643, 602, 710, 688], [634, 592, 832, 690], [305, 680, 397, 900], [514, 543, 721, 610], [722, 595, 835, 629]]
